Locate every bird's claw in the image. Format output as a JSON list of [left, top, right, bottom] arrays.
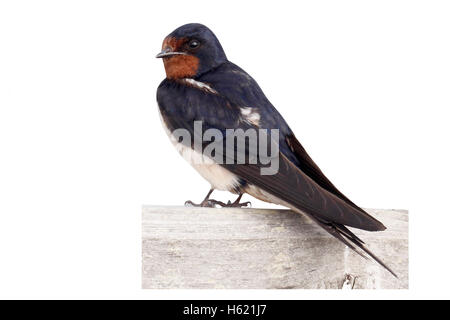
[[184, 200, 216, 208], [230, 201, 252, 208], [213, 200, 252, 208], [184, 199, 252, 208]]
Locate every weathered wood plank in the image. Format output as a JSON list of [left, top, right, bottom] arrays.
[[142, 206, 408, 289]]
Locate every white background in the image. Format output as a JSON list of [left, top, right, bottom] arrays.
[[0, 0, 449, 299]]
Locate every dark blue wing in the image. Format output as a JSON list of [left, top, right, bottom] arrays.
[[199, 62, 364, 211]]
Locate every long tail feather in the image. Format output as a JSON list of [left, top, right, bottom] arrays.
[[293, 208, 398, 278], [320, 220, 397, 278]]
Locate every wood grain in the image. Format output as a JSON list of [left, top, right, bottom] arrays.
[[142, 206, 408, 289]]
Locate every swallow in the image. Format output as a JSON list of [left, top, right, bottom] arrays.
[[156, 23, 396, 277]]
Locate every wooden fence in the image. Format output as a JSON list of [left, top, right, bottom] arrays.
[[142, 206, 408, 289]]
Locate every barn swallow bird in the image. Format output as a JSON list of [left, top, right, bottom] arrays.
[[156, 23, 396, 277]]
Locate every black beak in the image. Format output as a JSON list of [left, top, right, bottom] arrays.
[[156, 48, 187, 58]]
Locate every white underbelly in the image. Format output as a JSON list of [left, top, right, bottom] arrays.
[[159, 112, 240, 191], [175, 143, 240, 191]]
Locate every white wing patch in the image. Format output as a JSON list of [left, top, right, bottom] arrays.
[[240, 107, 260, 126], [182, 78, 218, 94]]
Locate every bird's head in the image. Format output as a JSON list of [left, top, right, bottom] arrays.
[[156, 23, 227, 80]]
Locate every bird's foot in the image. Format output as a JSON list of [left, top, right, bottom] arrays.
[[218, 200, 252, 208], [230, 200, 252, 208], [184, 199, 251, 208], [184, 199, 217, 208]]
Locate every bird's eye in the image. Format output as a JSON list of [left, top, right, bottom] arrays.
[[188, 40, 200, 49]]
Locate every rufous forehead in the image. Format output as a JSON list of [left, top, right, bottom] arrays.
[[162, 37, 186, 51]]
